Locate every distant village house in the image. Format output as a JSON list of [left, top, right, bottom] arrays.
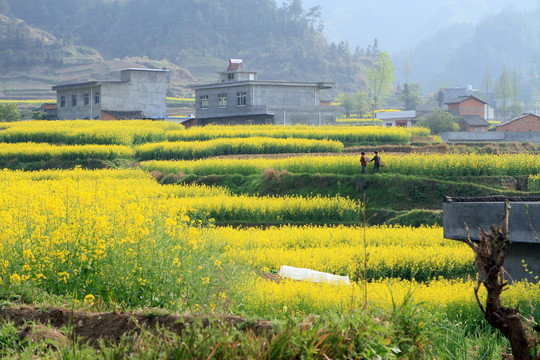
[[37, 103, 58, 119], [445, 95, 490, 132], [190, 59, 336, 126], [52, 68, 168, 120], [496, 113, 540, 132], [376, 110, 416, 127]]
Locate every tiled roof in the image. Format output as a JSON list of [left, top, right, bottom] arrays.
[[459, 115, 489, 127], [445, 95, 487, 105]]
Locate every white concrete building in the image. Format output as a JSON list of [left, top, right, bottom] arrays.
[[376, 110, 417, 127]]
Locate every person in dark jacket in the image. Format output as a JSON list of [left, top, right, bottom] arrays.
[[370, 151, 381, 173]]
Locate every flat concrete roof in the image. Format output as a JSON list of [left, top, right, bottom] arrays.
[[52, 68, 168, 91], [443, 196, 540, 244], [120, 68, 169, 72], [52, 81, 115, 91]]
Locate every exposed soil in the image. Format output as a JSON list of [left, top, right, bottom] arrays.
[[0, 306, 274, 346]]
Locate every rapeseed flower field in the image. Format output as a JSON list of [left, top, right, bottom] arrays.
[[1, 119, 540, 357], [1, 167, 538, 323]]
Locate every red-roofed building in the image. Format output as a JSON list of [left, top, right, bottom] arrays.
[[37, 103, 58, 119]]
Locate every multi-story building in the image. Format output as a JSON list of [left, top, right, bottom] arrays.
[[52, 68, 168, 120], [191, 60, 336, 125]]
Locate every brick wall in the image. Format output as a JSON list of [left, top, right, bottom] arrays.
[[457, 98, 484, 118], [496, 114, 540, 132]]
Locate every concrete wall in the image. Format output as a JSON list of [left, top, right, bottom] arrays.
[[195, 85, 252, 119], [102, 70, 167, 118], [55, 69, 167, 120], [440, 131, 540, 143], [197, 105, 336, 126], [268, 106, 337, 125], [253, 84, 318, 107], [194, 83, 336, 125], [56, 86, 101, 119], [199, 114, 274, 126], [443, 200, 540, 282]]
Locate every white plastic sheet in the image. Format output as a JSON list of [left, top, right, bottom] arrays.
[[278, 265, 350, 286]]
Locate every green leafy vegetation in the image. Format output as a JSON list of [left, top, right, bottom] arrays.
[[0, 103, 21, 122]]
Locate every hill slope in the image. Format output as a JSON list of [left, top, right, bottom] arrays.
[[5, 0, 371, 93]]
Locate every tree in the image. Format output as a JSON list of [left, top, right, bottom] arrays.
[[416, 108, 459, 134], [436, 89, 445, 107], [496, 66, 512, 120], [337, 92, 369, 118], [366, 51, 395, 111], [481, 67, 492, 103], [371, 38, 379, 58], [400, 82, 421, 110], [460, 201, 540, 360], [0, 103, 21, 122], [353, 91, 370, 117], [337, 93, 355, 118], [529, 88, 540, 108], [306, 5, 323, 32], [281, 0, 303, 21], [510, 67, 523, 117], [403, 59, 412, 84], [31, 110, 49, 120]]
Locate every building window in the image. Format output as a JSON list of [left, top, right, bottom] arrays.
[[84, 93, 89, 105], [94, 92, 100, 104], [218, 93, 227, 108], [72, 95, 77, 107], [200, 95, 209, 109], [228, 73, 234, 80], [60, 96, 65, 107], [237, 91, 246, 106]]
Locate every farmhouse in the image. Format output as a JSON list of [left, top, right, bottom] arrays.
[[446, 95, 487, 119], [190, 59, 337, 126], [376, 110, 416, 127], [52, 68, 168, 120], [37, 103, 58, 119], [496, 113, 540, 132]]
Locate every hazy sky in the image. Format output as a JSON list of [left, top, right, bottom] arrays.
[[300, 0, 538, 53]]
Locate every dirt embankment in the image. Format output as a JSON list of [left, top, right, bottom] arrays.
[[1, 306, 274, 346]]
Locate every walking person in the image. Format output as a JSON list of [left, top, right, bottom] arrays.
[[370, 151, 381, 173], [360, 152, 368, 174]]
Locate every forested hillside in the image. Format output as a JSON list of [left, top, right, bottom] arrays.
[[0, 13, 102, 69], [2, 0, 372, 92]]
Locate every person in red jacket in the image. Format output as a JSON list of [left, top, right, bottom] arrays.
[[360, 152, 368, 174]]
